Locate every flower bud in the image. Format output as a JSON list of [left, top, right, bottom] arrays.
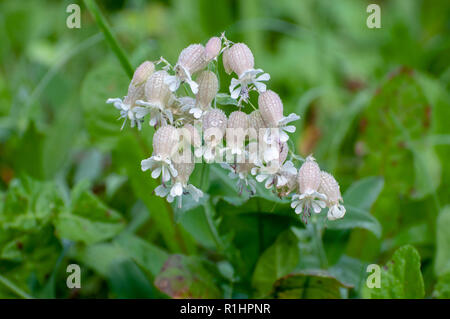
[[131, 61, 155, 87], [205, 37, 221, 61], [203, 109, 227, 134], [173, 162, 195, 184], [297, 155, 321, 194], [225, 43, 254, 77], [227, 111, 249, 130], [196, 71, 219, 108], [258, 90, 283, 127], [319, 171, 342, 205], [248, 110, 267, 132], [177, 44, 207, 76], [145, 70, 173, 107], [222, 48, 233, 74], [152, 125, 179, 158]]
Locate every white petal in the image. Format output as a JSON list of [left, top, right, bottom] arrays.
[[253, 81, 266, 92], [133, 106, 150, 119], [278, 113, 300, 126], [256, 174, 267, 183], [141, 158, 155, 171], [151, 166, 162, 179], [279, 130, 289, 143], [256, 73, 270, 82], [187, 79, 199, 94], [170, 182, 183, 197], [155, 185, 169, 197], [283, 125, 296, 133], [162, 166, 171, 182], [230, 87, 241, 99]]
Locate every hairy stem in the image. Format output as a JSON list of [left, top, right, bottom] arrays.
[[84, 0, 134, 78]]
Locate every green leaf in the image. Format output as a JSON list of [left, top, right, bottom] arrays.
[[343, 177, 384, 211], [107, 259, 157, 299], [270, 270, 350, 299], [435, 206, 450, 277], [54, 183, 125, 245], [252, 229, 299, 297], [114, 233, 168, 277], [365, 245, 424, 299], [0, 177, 64, 230], [326, 177, 383, 237], [154, 254, 222, 298], [326, 205, 382, 238]]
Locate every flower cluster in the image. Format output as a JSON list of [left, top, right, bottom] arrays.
[[106, 33, 345, 222]]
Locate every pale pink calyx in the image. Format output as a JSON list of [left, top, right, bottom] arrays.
[[259, 90, 300, 143], [106, 61, 155, 130], [291, 155, 327, 222], [319, 171, 346, 220], [225, 43, 270, 101], [190, 71, 219, 119], [165, 44, 207, 94], [135, 70, 174, 127], [205, 37, 222, 61]]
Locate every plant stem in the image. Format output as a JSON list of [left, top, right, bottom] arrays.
[[84, 0, 134, 79], [0, 274, 33, 299], [310, 221, 328, 269]]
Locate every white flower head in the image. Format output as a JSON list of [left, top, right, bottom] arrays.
[[141, 125, 179, 182], [165, 44, 207, 94], [291, 155, 327, 223], [319, 171, 346, 221], [135, 70, 174, 127], [258, 90, 299, 143], [205, 36, 222, 61], [251, 142, 296, 190], [154, 161, 203, 208], [190, 70, 218, 119], [224, 43, 270, 101], [107, 61, 155, 130]]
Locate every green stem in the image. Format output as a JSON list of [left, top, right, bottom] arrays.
[[309, 221, 328, 269], [0, 274, 33, 299], [84, 0, 134, 78]]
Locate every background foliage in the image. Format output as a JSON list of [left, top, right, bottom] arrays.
[[0, 0, 449, 299]]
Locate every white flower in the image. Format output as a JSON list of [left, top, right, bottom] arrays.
[[107, 97, 143, 130], [135, 70, 174, 127], [106, 61, 154, 130], [291, 190, 327, 214], [165, 44, 207, 94], [154, 183, 203, 208], [277, 113, 300, 143], [141, 155, 178, 183], [229, 69, 270, 100], [290, 155, 327, 223], [319, 171, 346, 221], [154, 161, 203, 208], [252, 160, 297, 190]]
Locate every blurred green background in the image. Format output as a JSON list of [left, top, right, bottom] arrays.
[[0, 0, 449, 299]]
